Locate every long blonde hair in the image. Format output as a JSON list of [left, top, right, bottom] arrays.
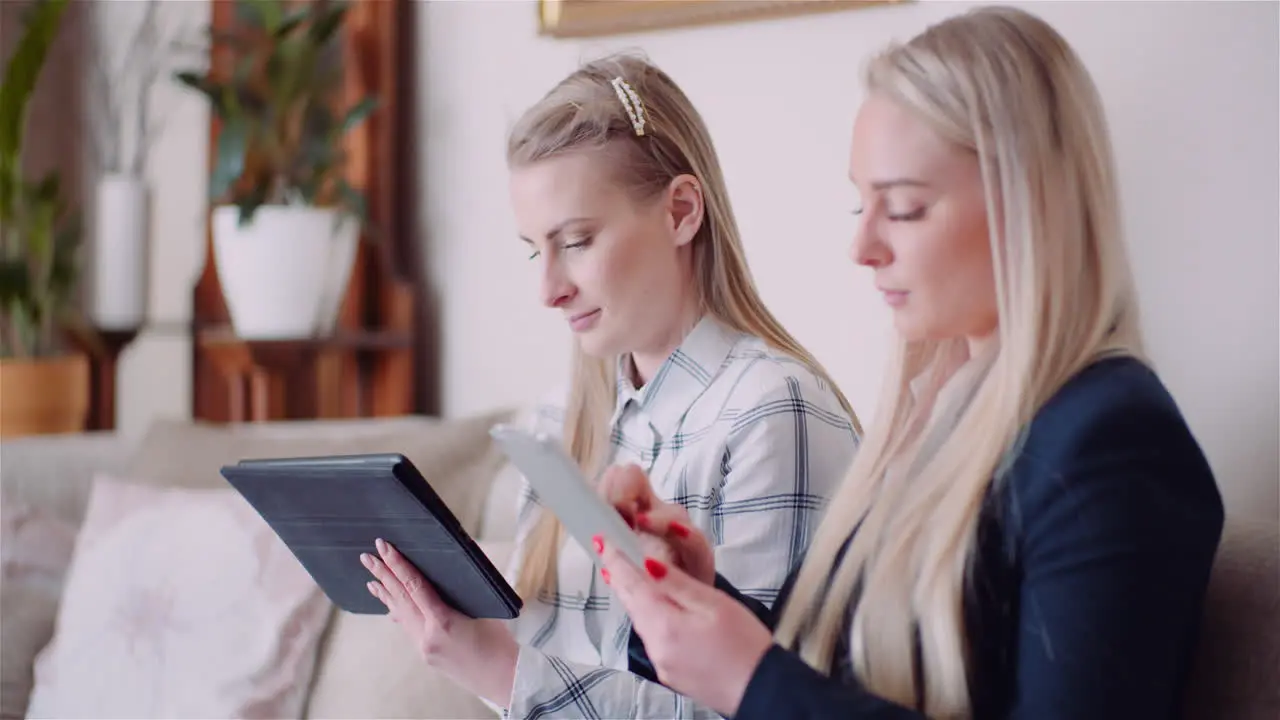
[[507, 53, 862, 599], [773, 7, 1145, 716]]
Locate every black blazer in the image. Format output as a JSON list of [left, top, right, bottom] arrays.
[[629, 356, 1225, 719]]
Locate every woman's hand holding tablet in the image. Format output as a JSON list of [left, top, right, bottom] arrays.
[[360, 537, 520, 706]]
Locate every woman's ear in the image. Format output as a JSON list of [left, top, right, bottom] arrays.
[[666, 174, 705, 248]]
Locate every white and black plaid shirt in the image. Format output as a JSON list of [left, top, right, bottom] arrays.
[[499, 316, 860, 719]]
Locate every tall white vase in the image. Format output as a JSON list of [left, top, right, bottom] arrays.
[[211, 205, 360, 339], [91, 174, 149, 330]]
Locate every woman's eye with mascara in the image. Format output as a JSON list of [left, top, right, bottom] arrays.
[[888, 207, 926, 221]]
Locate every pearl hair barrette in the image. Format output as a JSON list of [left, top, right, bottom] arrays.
[[611, 76, 646, 137]]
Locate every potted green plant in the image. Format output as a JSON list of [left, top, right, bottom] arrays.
[[174, 0, 376, 339], [0, 0, 90, 438]]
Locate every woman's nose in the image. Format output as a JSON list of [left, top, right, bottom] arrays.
[[540, 262, 576, 308], [851, 222, 890, 268]]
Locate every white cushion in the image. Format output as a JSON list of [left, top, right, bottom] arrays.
[[26, 475, 332, 719]]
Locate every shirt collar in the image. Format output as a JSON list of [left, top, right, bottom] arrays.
[[613, 315, 744, 438]]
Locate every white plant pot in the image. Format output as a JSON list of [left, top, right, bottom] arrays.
[[91, 174, 149, 330], [211, 205, 360, 339]]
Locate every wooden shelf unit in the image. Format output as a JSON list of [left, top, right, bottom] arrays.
[[190, 0, 426, 424]]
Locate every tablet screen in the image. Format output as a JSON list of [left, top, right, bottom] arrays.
[[489, 425, 647, 567]]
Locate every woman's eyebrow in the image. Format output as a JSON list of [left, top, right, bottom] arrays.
[[848, 173, 932, 190], [518, 216, 594, 244], [870, 178, 931, 191]]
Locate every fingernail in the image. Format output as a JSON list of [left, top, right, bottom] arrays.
[[366, 581, 377, 595], [644, 557, 667, 580], [592, 534, 604, 554], [636, 513, 650, 529], [360, 553, 373, 568], [375, 538, 387, 554], [669, 522, 690, 538], [601, 568, 611, 585]]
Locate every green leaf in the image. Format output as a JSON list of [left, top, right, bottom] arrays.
[[232, 55, 258, 88], [0, 0, 69, 159], [298, 103, 338, 197], [238, 0, 285, 31], [6, 302, 38, 358], [279, 35, 318, 108], [235, 188, 268, 227], [172, 70, 205, 91], [308, 2, 350, 45], [25, 177, 59, 262], [174, 71, 230, 117], [274, 7, 311, 38], [0, 259, 31, 306], [335, 180, 367, 226], [339, 97, 378, 135], [267, 34, 306, 105], [304, 101, 338, 138], [48, 212, 82, 301], [32, 172, 60, 204], [0, 0, 70, 219], [211, 118, 249, 201]]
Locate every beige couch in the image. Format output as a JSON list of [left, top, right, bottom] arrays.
[[1, 412, 1276, 718], [1, 412, 529, 719]]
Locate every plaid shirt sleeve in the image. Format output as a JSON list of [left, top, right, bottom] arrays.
[[501, 375, 858, 719], [709, 375, 858, 606]]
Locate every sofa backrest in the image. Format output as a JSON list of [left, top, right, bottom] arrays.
[[1183, 516, 1280, 719], [0, 413, 513, 536]]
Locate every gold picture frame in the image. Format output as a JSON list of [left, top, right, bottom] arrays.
[[538, 0, 905, 39]]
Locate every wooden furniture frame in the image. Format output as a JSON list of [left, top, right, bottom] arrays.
[[537, 0, 903, 39], [67, 325, 141, 432], [191, 0, 427, 423]]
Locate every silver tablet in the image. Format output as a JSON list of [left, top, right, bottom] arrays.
[[489, 424, 647, 567]]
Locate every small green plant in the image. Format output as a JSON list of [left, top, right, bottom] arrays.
[[0, 0, 84, 359], [173, 0, 377, 230]]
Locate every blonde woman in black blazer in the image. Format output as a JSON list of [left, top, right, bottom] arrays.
[[595, 6, 1224, 719]]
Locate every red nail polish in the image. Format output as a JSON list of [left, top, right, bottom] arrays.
[[636, 512, 650, 529], [601, 568, 611, 585], [592, 535, 604, 554], [644, 557, 667, 580], [669, 522, 690, 538]]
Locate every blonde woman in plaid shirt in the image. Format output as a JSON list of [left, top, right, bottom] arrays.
[[360, 53, 862, 718]]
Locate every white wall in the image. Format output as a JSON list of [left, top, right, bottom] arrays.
[[415, 0, 1279, 521]]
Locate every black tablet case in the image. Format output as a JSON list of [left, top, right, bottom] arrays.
[[219, 453, 522, 619]]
